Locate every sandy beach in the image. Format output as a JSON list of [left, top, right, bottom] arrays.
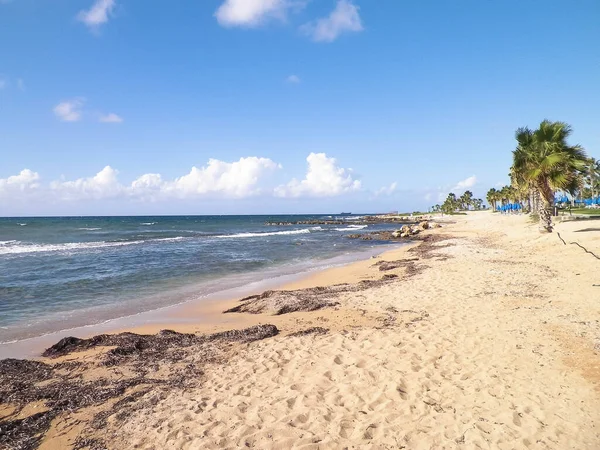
[[2, 211, 599, 449]]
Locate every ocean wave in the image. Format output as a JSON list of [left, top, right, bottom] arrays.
[[0, 240, 146, 255], [217, 228, 313, 239], [153, 237, 187, 242], [17, 223, 27, 226], [334, 216, 363, 221], [140, 222, 157, 226], [78, 227, 102, 231], [0, 236, 191, 255], [334, 225, 368, 231]]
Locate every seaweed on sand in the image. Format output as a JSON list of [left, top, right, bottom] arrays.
[[372, 258, 428, 277], [0, 324, 279, 450], [408, 233, 456, 260], [43, 325, 278, 359], [374, 257, 420, 271], [224, 277, 398, 315], [288, 327, 329, 337]]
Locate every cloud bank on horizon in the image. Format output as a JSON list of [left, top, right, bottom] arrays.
[[0, 151, 478, 214], [0, 153, 367, 206]]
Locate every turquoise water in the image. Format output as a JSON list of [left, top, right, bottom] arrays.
[[0, 215, 397, 343]]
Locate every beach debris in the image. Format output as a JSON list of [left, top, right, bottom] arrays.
[[225, 278, 398, 316], [374, 258, 420, 272], [0, 324, 279, 450], [407, 233, 456, 260], [288, 327, 329, 337], [43, 325, 278, 359]]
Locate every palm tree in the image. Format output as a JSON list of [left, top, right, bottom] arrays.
[[459, 190, 474, 210], [512, 120, 588, 232], [486, 188, 498, 210], [586, 157, 600, 200]]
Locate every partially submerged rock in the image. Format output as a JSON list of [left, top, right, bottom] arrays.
[[348, 222, 442, 241]]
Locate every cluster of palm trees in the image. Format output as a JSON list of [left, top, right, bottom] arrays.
[[431, 190, 484, 214], [486, 186, 518, 212], [488, 120, 596, 232]]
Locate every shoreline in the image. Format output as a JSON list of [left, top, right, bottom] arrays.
[[2, 212, 599, 449], [0, 242, 409, 359]]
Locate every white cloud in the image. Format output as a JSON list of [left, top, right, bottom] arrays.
[[275, 152, 361, 198], [215, 0, 293, 27], [53, 98, 85, 122], [452, 175, 477, 192], [99, 113, 123, 123], [286, 74, 301, 84], [0, 169, 40, 195], [424, 193, 432, 202], [1, 154, 368, 208], [167, 157, 280, 198], [51, 166, 122, 200], [375, 181, 397, 196], [45, 157, 281, 202], [77, 0, 115, 29], [301, 0, 363, 43]]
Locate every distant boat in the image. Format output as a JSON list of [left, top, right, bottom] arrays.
[[340, 212, 352, 216]]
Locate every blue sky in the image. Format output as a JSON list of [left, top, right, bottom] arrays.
[[1, 0, 599, 216]]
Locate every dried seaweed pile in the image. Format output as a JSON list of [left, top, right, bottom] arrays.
[[408, 233, 456, 260], [372, 257, 428, 278], [224, 277, 398, 315], [377, 307, 430, 329], [288, 327, 329, 337], [0, 324, 278, 450]]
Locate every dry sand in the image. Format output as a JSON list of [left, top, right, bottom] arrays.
[[4, 212, 600, 449]]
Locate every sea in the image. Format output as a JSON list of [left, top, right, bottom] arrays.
[[0, 215, 402, 348]]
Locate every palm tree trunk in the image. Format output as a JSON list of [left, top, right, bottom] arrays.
[[532, 189, 540, 215], [537, 182, 554, 232]]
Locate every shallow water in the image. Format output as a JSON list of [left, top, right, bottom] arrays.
[[0, 215, 398, 344]]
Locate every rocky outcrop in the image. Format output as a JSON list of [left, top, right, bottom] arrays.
[[348, 222, 442, 241], [264, 215, 429, 226]]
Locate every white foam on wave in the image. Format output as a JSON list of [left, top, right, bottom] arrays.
[[140, 222, 157, 226], [217, 228, 313, 239], [153, 237, 187, 242], [334, 224, 368, 231], [0, 236, 191, 255], [78, 227, 102, 231], [17, 223, 27, 226], [0, 240, 146, 255]]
